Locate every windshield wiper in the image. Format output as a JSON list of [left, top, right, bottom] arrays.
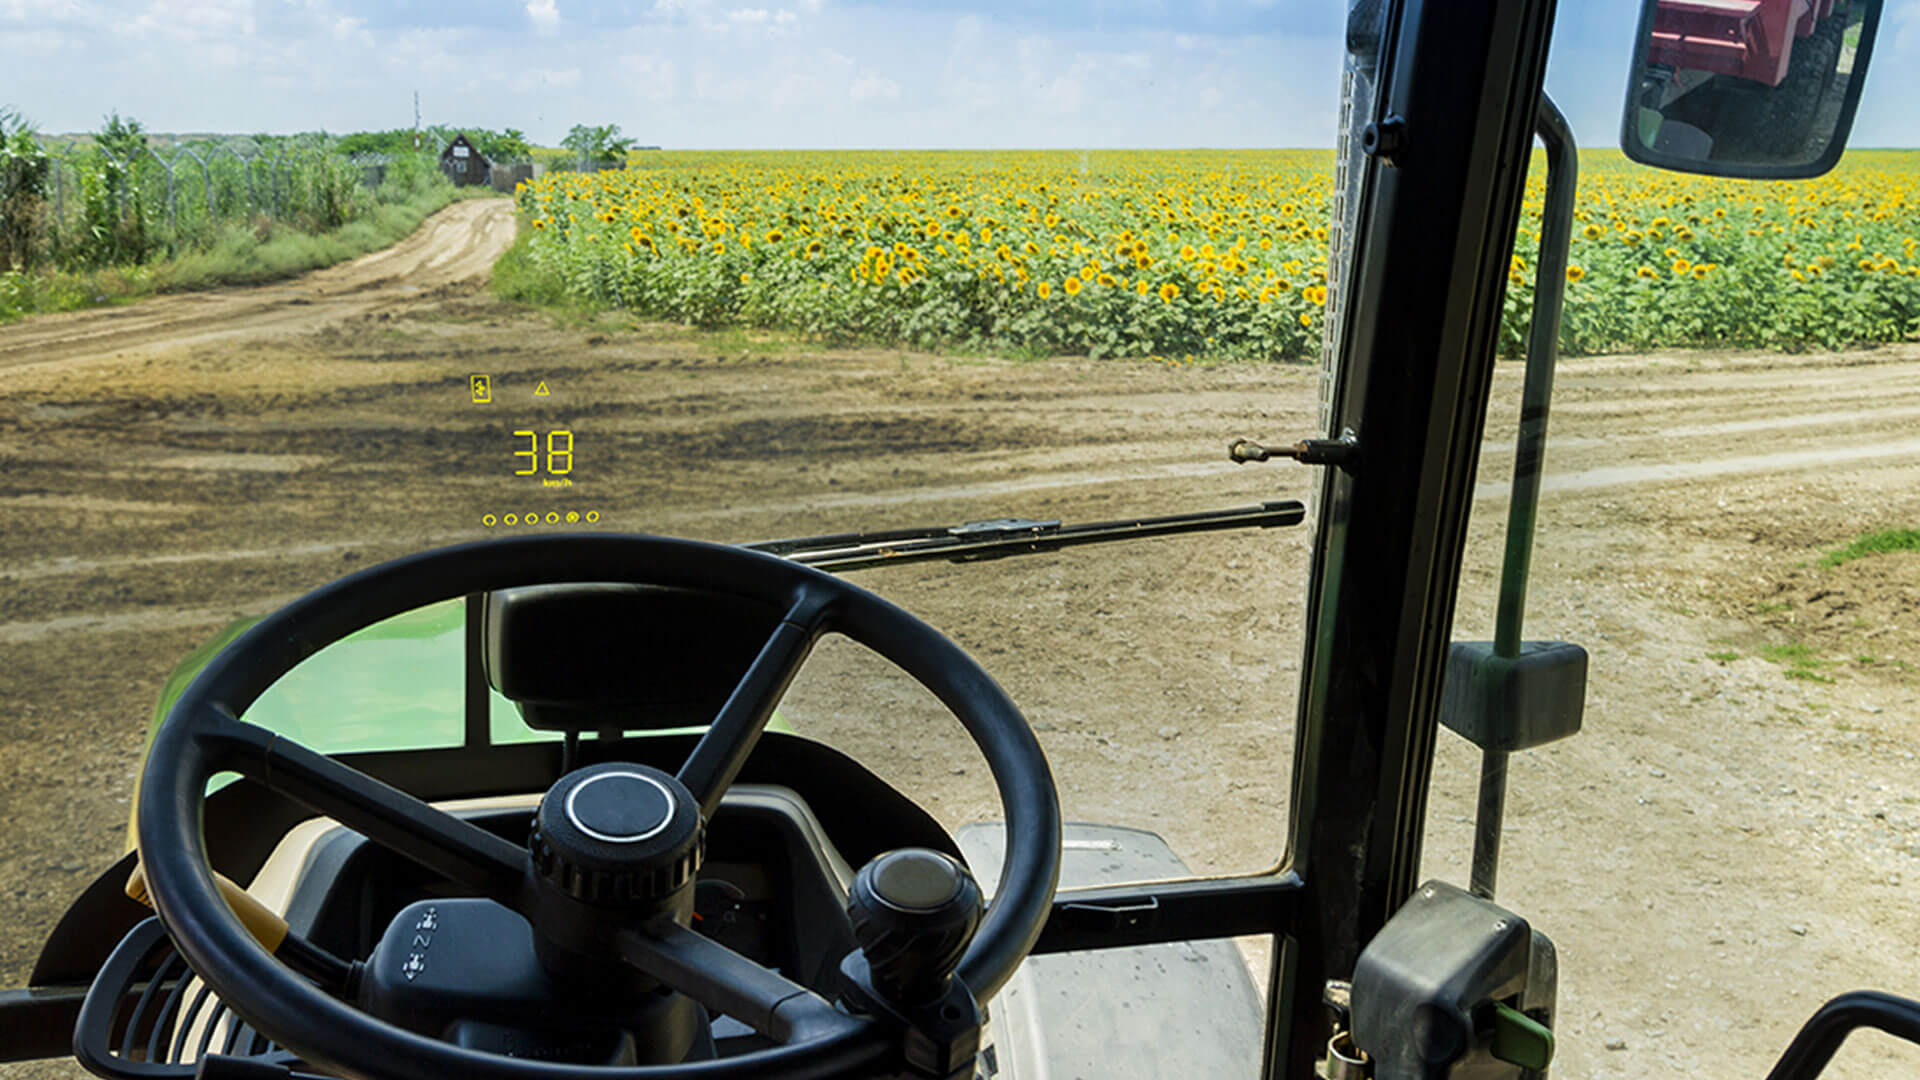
[[742, 500, 1306, 572]]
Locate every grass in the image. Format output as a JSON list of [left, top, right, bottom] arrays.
[[489, 215, 576, 311], [0, 185, 499, 323], [1819, 528, 1920, 568], [1707, 650, 1741, 663], [1761, 641, 1836, 683]]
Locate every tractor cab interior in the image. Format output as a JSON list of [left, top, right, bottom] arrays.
[[0, 1, 1912, 1079]]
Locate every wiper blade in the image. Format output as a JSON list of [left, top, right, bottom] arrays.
[[742, 500, 1306, 572]]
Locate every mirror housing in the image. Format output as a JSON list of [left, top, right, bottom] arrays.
[[482, 584, 782, 732], [1620, 0, 1884, 179]]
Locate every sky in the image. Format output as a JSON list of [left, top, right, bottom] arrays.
[[3, 0, 1917, 148]]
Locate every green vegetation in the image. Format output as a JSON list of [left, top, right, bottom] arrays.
[[558, 124, 635, 169], [0, 109, 502, 322], [1761, 641, 1835, 683], [1706, 650, 1740, 662], [0, 107, 49, 274], [1819, 528, 1920, 568], [510, 148, 1920, 361], [337, 126, 533, 162], [2, 180, 480, 320], [491, 214, 579, 310]]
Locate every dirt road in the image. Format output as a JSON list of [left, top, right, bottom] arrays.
[[0, 199, 516, 377], [3, 201, 1919, 1079]]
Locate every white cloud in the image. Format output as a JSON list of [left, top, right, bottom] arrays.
[[618, 54, 679, 102], [5, 27, 72, 52], [383, 26, 470, 80], [26, 0, 1900, 150], [690, 67, 752, 104], [525, 0, 560, 34], [508, 66, 581, 92], [0, 0, 92, 20], [849, 68, 899, 103], [110, 0, 258, 42], [1892, 0, 1920, 56], [331, 15, 369, 45]]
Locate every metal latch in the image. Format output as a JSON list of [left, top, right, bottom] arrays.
[[1056, 897, 1159, 933], [1228, 430, 1359, 470]]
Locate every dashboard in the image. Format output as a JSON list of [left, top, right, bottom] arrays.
[[273, 785, 861, 1055]]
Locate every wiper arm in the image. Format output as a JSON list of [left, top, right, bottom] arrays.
[[742, 500, 1306, 572]]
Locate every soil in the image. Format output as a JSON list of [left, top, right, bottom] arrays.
[[4, 199, 1920, 1079]]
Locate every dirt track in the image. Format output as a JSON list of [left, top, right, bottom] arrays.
[[4, 200, 1920, 1079]]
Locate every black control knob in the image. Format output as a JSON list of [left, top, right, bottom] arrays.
[[528, 763, 703, 907], [846, 848, 983, 1006]]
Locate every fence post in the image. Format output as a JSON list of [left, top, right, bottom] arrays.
[[107, 147, 125, 227], [50, 148, 65, 227], [156, 147, 179, 236], [188, 147, 213, 222]]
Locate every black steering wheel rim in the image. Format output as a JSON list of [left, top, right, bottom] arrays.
[[136, 533, 1062, 1080]]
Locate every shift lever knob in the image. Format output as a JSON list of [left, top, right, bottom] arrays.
[[846, 848, 983, 1006]]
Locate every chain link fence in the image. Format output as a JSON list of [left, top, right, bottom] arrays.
[[2, 136, 440, 271]]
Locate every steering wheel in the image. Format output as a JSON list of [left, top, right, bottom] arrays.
[[135, 534, 1062, 1080]]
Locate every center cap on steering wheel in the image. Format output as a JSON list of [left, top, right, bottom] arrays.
[[530, 762, 704, 905], [566, 770, 675, 842]]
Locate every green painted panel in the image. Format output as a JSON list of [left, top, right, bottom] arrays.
[[144, 597, 791, 759]]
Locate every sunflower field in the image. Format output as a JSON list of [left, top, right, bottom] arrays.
[[514, 148, 1920, 361]]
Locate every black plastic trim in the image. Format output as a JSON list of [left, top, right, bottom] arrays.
[[1279, 0, 1561, 1075], [1766, 991, 1920, 1080], [1033, 872, 1301, 955], [27, 733, 957, 992]]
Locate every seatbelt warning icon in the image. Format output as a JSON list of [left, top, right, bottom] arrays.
[[470, 375, 492, 405]]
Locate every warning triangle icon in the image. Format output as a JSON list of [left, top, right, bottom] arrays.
[[534, 381, 550, 397]]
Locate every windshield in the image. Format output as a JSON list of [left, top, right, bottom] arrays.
[[0, 4, 1350, 995], [4, 4, 1920, 1079]]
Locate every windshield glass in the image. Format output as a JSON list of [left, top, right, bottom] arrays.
[[5, 5, 1920, 1079], [0, 4, 1357, 998]]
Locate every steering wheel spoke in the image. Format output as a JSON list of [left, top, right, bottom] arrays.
[[214, 722, 528, 908], [677, 586, 836, 819], [614, 921, 856, 1045]]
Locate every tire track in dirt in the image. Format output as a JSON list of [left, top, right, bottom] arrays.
[[4, 195, 1920, 1080], [0, 199, 515, 380], [7, 366, 1917, 617]]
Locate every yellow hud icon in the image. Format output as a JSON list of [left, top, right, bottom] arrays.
[[469, 374, 491, 404]]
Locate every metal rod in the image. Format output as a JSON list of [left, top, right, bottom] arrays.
[[759, 501, 1305, 573], [1469, 747, 1508, 899], [1765, 991, 1920, 1080], [462, 593, 488, 750], [1493, 94, 1577, 659], [1470, 93, 1577, 901]]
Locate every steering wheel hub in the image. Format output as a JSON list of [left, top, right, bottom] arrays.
[[531, 763, 704, 906]]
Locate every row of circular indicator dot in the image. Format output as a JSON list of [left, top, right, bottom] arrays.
[[483, 510, 600, 527]]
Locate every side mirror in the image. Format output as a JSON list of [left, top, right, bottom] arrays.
[[1620, 0, 1884, 178]]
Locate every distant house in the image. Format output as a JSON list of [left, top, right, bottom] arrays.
[[439, 134, 491, 187]]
